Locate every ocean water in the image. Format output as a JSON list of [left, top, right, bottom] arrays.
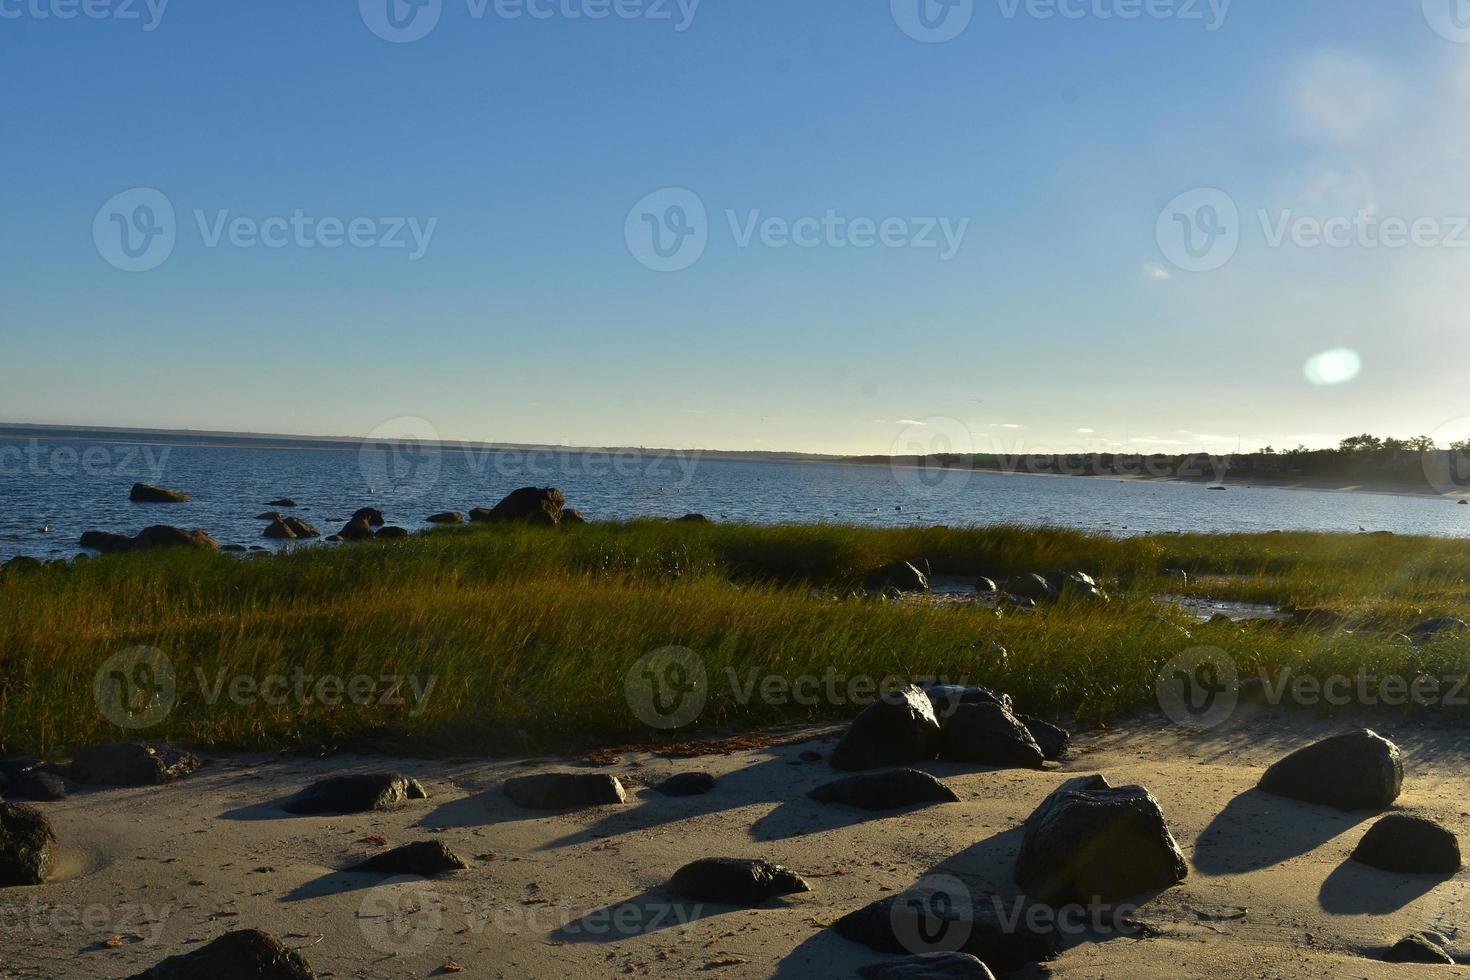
[[1, 434, 1468, 561]]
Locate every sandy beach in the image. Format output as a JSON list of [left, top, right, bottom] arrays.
[[4, 706, 1467, 979]]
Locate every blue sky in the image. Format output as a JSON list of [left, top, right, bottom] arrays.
[[4, 0, 1469, 456]]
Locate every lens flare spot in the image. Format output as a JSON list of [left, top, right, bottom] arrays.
[[1304, 348, 1362, 386]]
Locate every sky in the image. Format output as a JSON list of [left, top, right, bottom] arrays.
[[3, 0, 1470, 457]]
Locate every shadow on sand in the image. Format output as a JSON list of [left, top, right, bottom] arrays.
[[1193, 788, 1374, 876]]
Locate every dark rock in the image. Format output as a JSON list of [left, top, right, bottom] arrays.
[[1018, 715, 1069, 762], [470, 487, 566, 526], [0, 803, 56, 886], [808, 769, 959, 811], [561, 509, 587, 524], [79, 530, 138, 554], [938, 703, 1045, 770], [667, 857, 810, 905], [655, 772, 715, 797], [221, 545, 247, 553], [677, 513, 713, 523], [69, 743, 201, 786], [1351, 814, 1461, 874], [1257, 730, 1403, 811], [1015, 774, 1188, 906], [427, 512, 464, 524], [131, 526, 220, 552], [504, 773, 627, 809], [923, 684, 1010, 718], [832, 884, 1059, 972], [857, 952, 997, 980], [256, 512, 286, 521], [1001, 574, 1055, 602], [263, 518, 297, 540], [865, 561, 929, 593], [126, 929, 316, 979], [266, 498, 297, 508], [283, 773, 428, 815], [282, 517, 319, 538], [351, 507, 385, 527], [998, 594, 1036, 612], [1384, 932, 1455, 964], [829, 685, 942, 772], [344, 841, 468, 876], [130, 483, 190, 503], [337, 517, 376, 541], [2, 556, 43, 574], [974, 577, 998, 594], [1408, 617, 1469, 642], [375, 526, 409, 540], [798, 750, 823, 763], [323, 535, 342, 543], [7, 771, 67, 802]]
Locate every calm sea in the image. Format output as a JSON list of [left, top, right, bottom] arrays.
[[2, 434, 1468, 561]]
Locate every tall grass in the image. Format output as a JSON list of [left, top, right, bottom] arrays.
[[3, 522, 1469, 757]]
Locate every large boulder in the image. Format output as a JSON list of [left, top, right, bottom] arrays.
[[343, 841, 467, 876], [504, 773, 627, 810], [923, 685, 1010, 718], [130, 483, 190, 503], [79, 530, 135, 554], [132, 526, 220, 552], [1257, 730, 1403, 811], [264, 517, 319, 540], [375, 526, 409, 540], [1015, 774, 1188, 906], [1351, 814, 1461, 874], [938, 703, 1045, 770], [1001, 574, 1055, 602], [337, 517, 376, 542], [667, 858, 810, 905], [69, 743, 201, 786], [351, 507, 385, 527], [0, 803, 57, 886], [283, 774, 427, 815], [127, 929, 316, 979], [470, 487, 566, 526], [857, 953, 996, 980], [829, 685, 943, 772], [865, 561, 929, 593], [5, 771, 67, 802], [808, 769, 959, 811]]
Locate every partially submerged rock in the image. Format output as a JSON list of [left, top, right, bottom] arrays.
[[351, 507, 385, 527], [808, 769, 959, 811], [830, 685, 942, 772], [69, 743, 201, 786], [655, 772, 715, 797], [1257, 730, 1402, 811], [504, 773, 627, 810], [0, 803, 56, 886], [80, 527, 220, 554], [470, 487, 566, 526], [1351, 814, 1461, 874], [938, 703, 1045, 770], [375, 526, 409, 540], [427, 511, 464, 524], [283, 774, 428, 815], [337, 517, 376, 541], [344, 841, 467, 876], [130, 483, 190, 503], [667, 858, 810, 905], [265, 498, 297, 508], [857, 952, 996, 980], [1015, 774, 1187, 906], [127, 929, 316, 979]]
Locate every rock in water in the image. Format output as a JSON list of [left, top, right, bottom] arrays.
[[426, 512, 464, 524], [344, 841, 468, 876], [829, 685, 943, 772], [655, 772, 715, 797], [1384, 932, 1455, 964], [857, 952, 997, 979], [69, 743, 201, 786], [1257, 730, 1403, 811], [865, 561, 930, 593], [351, 507, 385, 527], [127, 929, 316, 979], [808, 769, 959, 811], [283, 774, 428, 815], [1017, 715, 1069, 761], [79, 530, 136, 553], [266, 498, 297, 508], [375, 526, 409, 540], [832, 883, 1059, 972], [263, 518, 297, 540], [938, 703, 1045, 770], [130, 483, 190, 503], [1351, 814, 1461, 874], [677, 513, 712, 523], [131, 526, 220, 552], [667, 858, 810, 905], [561, 509, 588, 524], [0, 803, 57, 886], [504, 773, 627, 809], [1015, 774, 1187, 906], [469, 487, 566, 526], [337, 517, 376, 541]]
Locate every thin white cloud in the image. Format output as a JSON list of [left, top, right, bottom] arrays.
[[1001, 423, 1025, 429], [1076, 427, 1096, 434], [893, 419, 927, 426], [1143, 263, 1172, 281]]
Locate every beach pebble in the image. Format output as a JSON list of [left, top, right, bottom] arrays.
[[126, 929, 316, 979], [344, 841, 468, 876], [654, 772, 715, 797], [283, 773, 427, 815], [504, 773, 627, 810], [667, 857, 810, 906], [829, 684, 942, 772], [937, 703, 1045, 770], [857, 952, 997, 979], [1015, 774, 1188, 906], [807, 768, 959, 811], [1257, 729, 1403, 811], [0, 803, 56, 887], [69, 742, 201, 787], [1383, 931, 1455, 964], [1352, 814, 1461, 874]]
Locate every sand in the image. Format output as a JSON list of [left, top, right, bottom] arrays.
[[3, 709, 1468, 979]]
